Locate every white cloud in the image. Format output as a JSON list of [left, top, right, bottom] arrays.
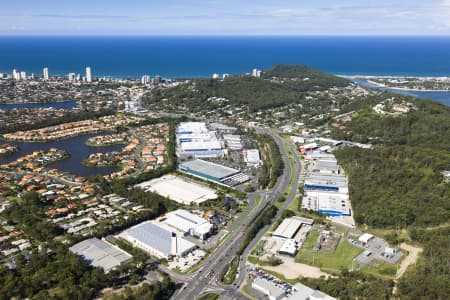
[[268, 8, 309, 18], [1, 1, 450, 35], [429, 0, 450, 29]]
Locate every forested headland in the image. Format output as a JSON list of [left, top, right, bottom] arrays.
[[330, 97, 450, 299], [142, 64, 350, 112]]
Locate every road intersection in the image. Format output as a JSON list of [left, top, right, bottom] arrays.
[[168, 128, 302, 299]]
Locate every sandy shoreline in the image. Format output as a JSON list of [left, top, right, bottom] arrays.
[[364, 80, 450, 92], [342, 75, 450, 80]]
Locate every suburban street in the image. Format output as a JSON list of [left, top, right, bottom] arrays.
[[170, 128, 302, 299]]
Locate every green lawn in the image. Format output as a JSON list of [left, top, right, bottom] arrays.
[[220, 257, 239, 285], [197, 293, 220, 300], [288, 195, 301, 212], [241, 284, 258, 300], [361, 259, 398, 279], [295, 231, 363, 272], [281, 135, 305, 213], [301, 231, 320, 249], [283, 138, 296, 196]]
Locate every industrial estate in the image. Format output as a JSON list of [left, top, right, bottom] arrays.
[[0, 64, 447, 300]]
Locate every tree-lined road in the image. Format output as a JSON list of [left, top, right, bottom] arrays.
[[170, 128, 301, 299]]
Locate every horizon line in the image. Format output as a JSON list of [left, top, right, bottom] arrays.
[[1, 34, 450, 38]]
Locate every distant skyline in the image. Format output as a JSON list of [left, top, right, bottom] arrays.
[[1, 0, 450, 36]]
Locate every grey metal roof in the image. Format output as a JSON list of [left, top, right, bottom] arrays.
[[289, 283, 336, 300], [253, 278, 285, 298], [181, 159, 239, 180], [289, 283, 315, 300], [306, 173, 347, 183], [312, 160, 339, 172], [69, 238, 132, 273], [310, 290, 336, 300]]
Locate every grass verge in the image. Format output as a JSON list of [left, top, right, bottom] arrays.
[[361, 259, 398, 279], [196, 292, 220, 300], [219, 257, 239, 285], [295, 231, 363, 272]]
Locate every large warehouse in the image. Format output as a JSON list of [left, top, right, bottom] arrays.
[[310, 159, 340, 175], [302, 190, 350, 216], [135, 175, 217, 205], [304, 173, 348, 193], [272, 216, 314, 240], [164, 209, 213, 240], [272, 217, 305, 240], [176, 122, 225, 158], [180, 159, 249, 186], [69, 238, 132, 273], [243, 149, 262, 166], [272, 216, 314, 256], [119, 221, 196, 259]]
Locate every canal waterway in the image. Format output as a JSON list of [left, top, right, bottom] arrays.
[[2, 88, 449, 178], [0, 100, 78, 111], [0, 133, 123, 177]]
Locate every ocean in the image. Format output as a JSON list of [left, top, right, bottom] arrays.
[[1, 36, 450, 78]]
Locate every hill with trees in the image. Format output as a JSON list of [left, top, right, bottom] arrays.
[[328, 96, 450, 299], [305, 95, 450, 299], [262, 64, 350, 87], [398, 226, 450, 299], [142, 64, 350, 112], [332, 98, 450, 228], [331, 97, 450, 150]]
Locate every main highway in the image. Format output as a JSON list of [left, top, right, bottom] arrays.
[[170, 128, 302, 300]]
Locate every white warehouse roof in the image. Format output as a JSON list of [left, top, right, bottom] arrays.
[[303, 190, 350, 215], [177, 122, 209, 133], [279, 239, 298, 256], [244, 149, 261, 164], [135, 175, 217, 205], [164, 209, 212, 236], [289, 283, 336, 300], [272, 217, 304, 239], [252, 278, 286, 300], [358, 233, 374, 244], [121, 221, 195, 258], [180, 140, 223, 151], [177, 132, 217, 141]]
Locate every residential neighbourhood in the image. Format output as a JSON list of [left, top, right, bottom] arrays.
[[0, 65, 444, 300]]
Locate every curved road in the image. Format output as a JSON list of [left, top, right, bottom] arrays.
[[170, 128, 301, 300]]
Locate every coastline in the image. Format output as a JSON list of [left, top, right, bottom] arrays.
[[364, 80, 450, 92], [342, 75, 450, 80]]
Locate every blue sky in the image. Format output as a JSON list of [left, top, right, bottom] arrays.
[[1, 0, 450, 35]]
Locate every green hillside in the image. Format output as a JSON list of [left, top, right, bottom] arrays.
[[262, 64, 350, 87], [333, 98, 450, 228], [328, 97, 450, 299], [332, 98, 450, 150], [142, 64, 350, 112]]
